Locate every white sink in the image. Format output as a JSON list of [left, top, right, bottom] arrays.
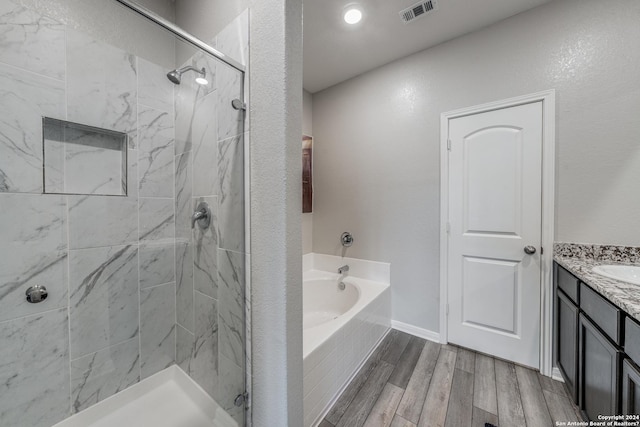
[[592, 265, 640, 285]]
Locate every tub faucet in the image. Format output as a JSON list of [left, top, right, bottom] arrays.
[[337, 265, 348, 291]]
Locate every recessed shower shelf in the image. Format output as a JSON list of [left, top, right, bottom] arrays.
[[43, 117, 128, 196]]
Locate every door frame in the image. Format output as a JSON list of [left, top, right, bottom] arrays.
[[439, 90, 556, 376]]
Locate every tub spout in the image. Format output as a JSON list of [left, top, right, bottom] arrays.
[[338, 265, 349, 275]]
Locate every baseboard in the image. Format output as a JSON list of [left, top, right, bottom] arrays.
[[391, 320, 440, 343], [551, 367, 564, 382]]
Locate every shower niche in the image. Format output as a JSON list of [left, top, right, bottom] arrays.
[[43, 117, 128, 196]]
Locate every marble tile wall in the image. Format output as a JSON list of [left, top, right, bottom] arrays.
[[0, 2, 249, 427], [0, 2, 176, 426], [173, 11, 250, 426]]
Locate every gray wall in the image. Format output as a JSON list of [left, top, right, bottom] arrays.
[[249, 0, 304, 423], [312, 0, 640, 332], [175, 0, 248, 43], [135, 0, 175, 22], [303, 89, 313, 254]]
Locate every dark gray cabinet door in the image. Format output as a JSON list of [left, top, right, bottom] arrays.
[[622, 359, 640, 415], [579, 314, 620, 420], [555, 263, 579, 304], [557, 289, 579, 403]]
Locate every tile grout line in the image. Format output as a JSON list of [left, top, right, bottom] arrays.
[[173, 79, 177, 365], [0, 306, 68, 326], [136, 54, 143, 383], [492, 356, 500, 423], [66, 194, 73, 416], [64, 21, 72, 418], [0, 58, 66, 84], [69, 336, 139, 363]]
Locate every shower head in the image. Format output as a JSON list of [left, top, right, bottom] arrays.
[[166, 66, 207, 85], [167, 69, 181, 84]]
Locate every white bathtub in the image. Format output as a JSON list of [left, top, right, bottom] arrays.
[[303, 275, 359, 327], [302, 254, 391, 427], [303, 270, 389, 358]]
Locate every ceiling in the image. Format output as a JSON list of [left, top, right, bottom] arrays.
[[303, 0, 553, 93]]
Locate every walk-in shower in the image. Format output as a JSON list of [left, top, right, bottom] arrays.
[[0, 0, 248, 426]]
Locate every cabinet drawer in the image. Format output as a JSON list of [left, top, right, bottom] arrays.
[[556, 263, 579, 304], [625, 317, 640, 365], [580, 283, 622, 345]]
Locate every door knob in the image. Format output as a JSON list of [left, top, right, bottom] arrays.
[[524, 245, 537, 255]]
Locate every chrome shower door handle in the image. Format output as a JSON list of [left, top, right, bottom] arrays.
[[191, 202, 211, 229]]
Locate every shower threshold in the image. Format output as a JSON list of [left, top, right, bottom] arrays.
[[52, 365, 237, 427]]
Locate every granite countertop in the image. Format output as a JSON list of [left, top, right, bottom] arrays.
[[554, 243, 640, 323]]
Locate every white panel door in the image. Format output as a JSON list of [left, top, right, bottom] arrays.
[[447, 102, 542, 368]]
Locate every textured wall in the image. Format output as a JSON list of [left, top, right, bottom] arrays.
[[312, 0, 640, 332], [303, 89, 314, 254], [249, 0, 304, 424]]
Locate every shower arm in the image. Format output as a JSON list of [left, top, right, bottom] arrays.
[[176, 66, 205, 76]]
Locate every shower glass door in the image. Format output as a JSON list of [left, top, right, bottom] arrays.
[[0, 1, 246, 426]]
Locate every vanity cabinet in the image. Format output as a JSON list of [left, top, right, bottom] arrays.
[[557, 288, 579, 401], [579, 314, 621, 420], [622, 359, 640, 415], [554, 262, 626, 420], [623, 317, 640, 415]]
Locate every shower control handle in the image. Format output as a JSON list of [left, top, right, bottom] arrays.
[[191, 202, 211, 230], [26, 285, 48, 303], [341, 232, 354, 247]]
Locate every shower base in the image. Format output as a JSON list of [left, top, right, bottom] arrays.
[[52, 365, 237, 427]]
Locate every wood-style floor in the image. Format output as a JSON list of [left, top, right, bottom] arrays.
[[318, 329, 582, 427]]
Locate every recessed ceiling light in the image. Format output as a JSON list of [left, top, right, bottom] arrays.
[[343, 6, 362, 25]]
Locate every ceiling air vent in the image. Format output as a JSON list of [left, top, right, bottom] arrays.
[[400, 0, 438, 24]]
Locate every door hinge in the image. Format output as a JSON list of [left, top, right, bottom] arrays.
[[541, 247, 544, 255], [447, 139, 451, 151], [234, 391, 249, 408]]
